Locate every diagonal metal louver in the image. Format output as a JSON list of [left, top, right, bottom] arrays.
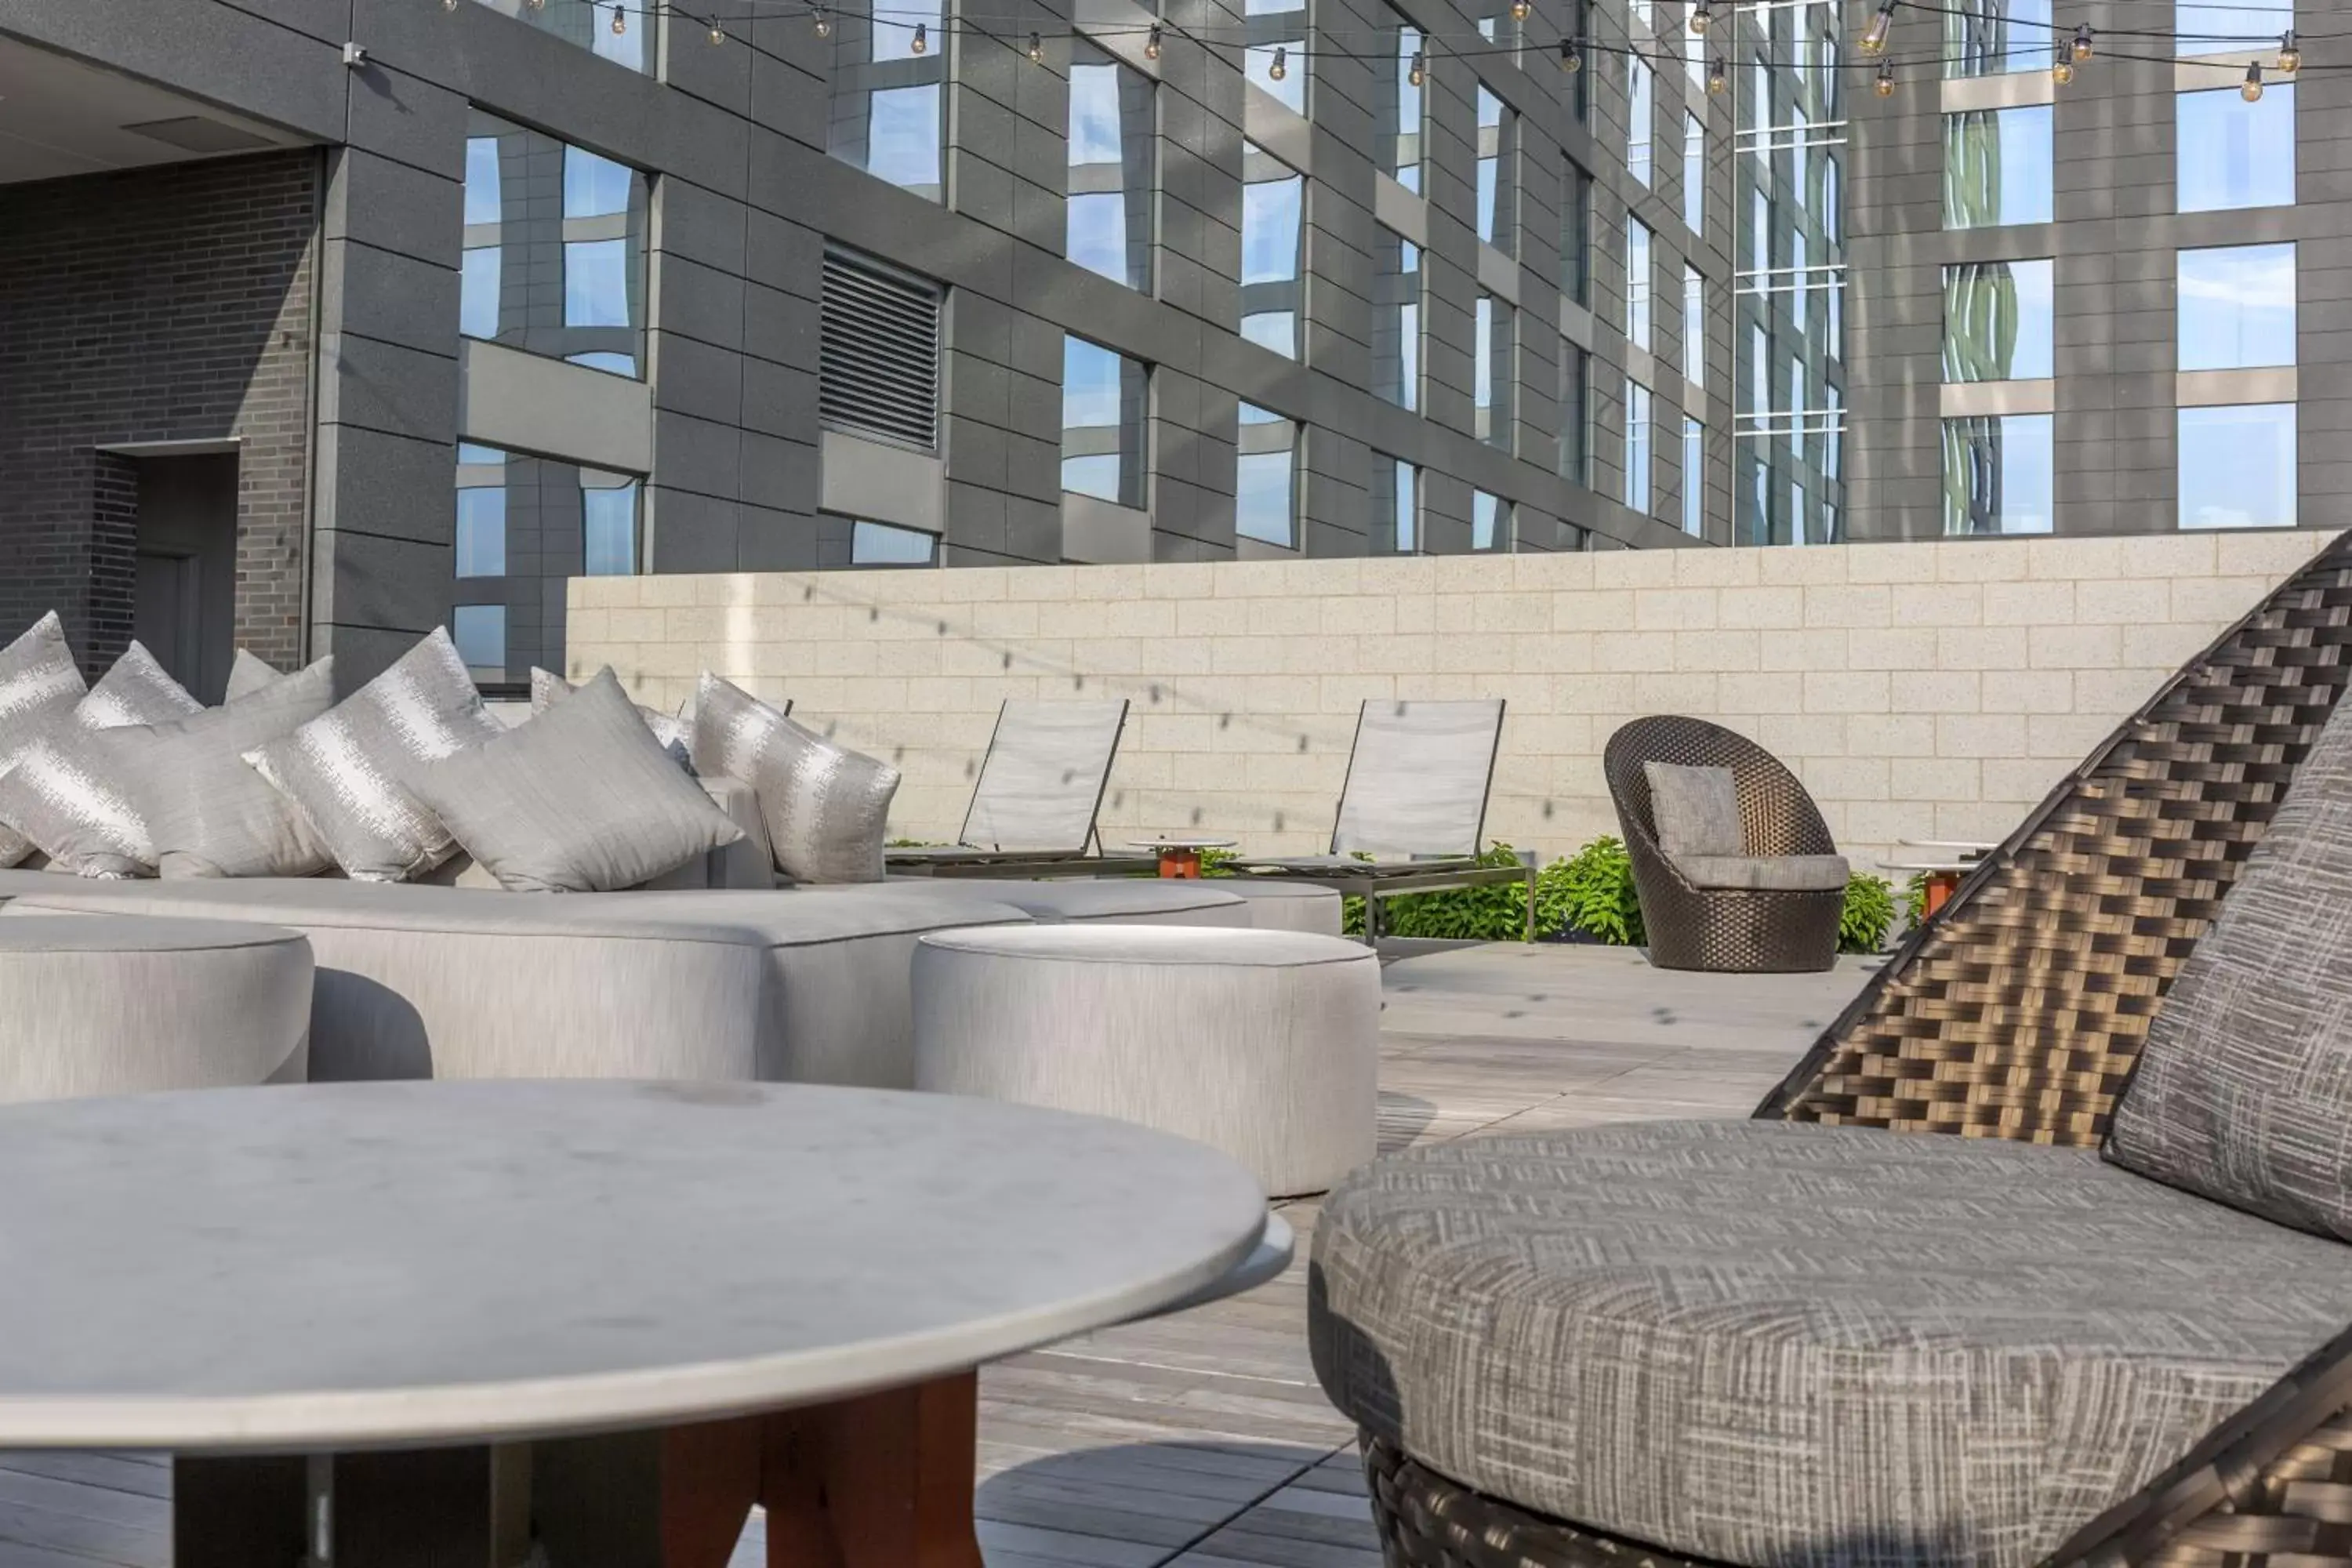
[[820, 248, 942, 452]]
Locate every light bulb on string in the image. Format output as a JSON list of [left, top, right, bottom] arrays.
[[1690, 0, 1710, 34], [2241, 60, 2263, 100], [2279, 28, 2299, 74], [1706, 55, 1726, 93], [1268, 45, 1287, 80], [1029, 29, 1044, 61], [1874, 59, 1894, 96], [2051, 45, 2072, 85], [708, 17, 725, 42], [1859, 0, 1893, 55], [526, 0, 544, 10], [1145, 20, 1161, 56], [1407, 47, 1425, 85], [812, 4, 830, 35], [1559, 36, 1581, 71], [2071, 23, 2092, 60], [910, 20, 927, 52], [609, 2, 625, 34], [1510, 0, 1531, 20], [442, 0, 458, 12]]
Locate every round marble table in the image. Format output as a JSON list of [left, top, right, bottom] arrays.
[[0, 1080, 1284, 1566]]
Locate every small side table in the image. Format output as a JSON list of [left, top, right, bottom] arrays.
[[1127, 838, 1236, 880]]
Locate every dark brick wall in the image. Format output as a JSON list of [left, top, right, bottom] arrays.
[[0, 150, 320, 676]]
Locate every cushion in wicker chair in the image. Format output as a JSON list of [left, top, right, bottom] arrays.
[[1308, 1119, 2352, 1568]]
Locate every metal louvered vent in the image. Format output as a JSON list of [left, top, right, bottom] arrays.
[[820, 248, 942, 452]]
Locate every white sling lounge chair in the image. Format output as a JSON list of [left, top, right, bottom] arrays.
[[1233, 699, 1533, 939], [886, 699, 1155, 878]]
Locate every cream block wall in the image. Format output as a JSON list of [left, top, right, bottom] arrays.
[[569, 531, 2342, 871]]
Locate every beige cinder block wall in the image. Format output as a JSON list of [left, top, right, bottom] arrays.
[[569, 530, 2339, 872]]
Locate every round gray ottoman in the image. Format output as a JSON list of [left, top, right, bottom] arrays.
[[1203, 880, 1344, 937], [0, 916, 312, 1101], [912, 924, 1380, 1196]]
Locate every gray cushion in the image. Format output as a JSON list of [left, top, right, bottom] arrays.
[[246, 629, 503, 882], [1645, 760, 1745, 856], [225, 649, 282, 702], [75, 641, 202, 729], [1310, 1120, 2352, 1568], [692, 675, 898, 884], [0, 614, 91, 869], [2107, 698, 2352, 1240], [138, 658, 338, 878], [407, 668, 745, 894], [1671, 851, 1850, 891], [532, 666, 692, 766], [872, 876, 1251, 925]]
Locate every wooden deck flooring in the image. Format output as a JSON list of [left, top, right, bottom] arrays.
[[0, 940, 1877, 1568]]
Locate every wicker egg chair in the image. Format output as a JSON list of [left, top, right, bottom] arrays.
[[1342, 531, 2352, 1568], [1603, 717, 1844, 973]]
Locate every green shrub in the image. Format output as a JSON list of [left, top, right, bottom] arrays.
[[1549, 835, 1645, 946], [1840, 872, 1896, 955], [1900, 871, 1929, 931]]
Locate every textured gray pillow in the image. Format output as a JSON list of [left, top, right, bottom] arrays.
[[407, 669, 745, 893], [247, 629, 503, 881], [0, 613, 91, 868], [531, 666, 692, 767], [1644, 761, 1745, 858], [2107, 702, 2352, 1241], [137, 658, 337, 878], [691, 675, 898, 884], [75, 642, 202, 729], [226, 649, 283, 702]]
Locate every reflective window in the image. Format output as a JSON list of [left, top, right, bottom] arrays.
[[1944, 106, 2055, 228], [1067, 42, 1156, 292], [461, 116, 644, 377], [1372, 227, 1421, 411], [851, 520, 939, 564], [1374, 456, 1419, 552], [1560, 345, 1590, 486], [1628, 57, 1654, 187], [451, 443, 639, 688], [828, 0, 946, 200], [1945, 0, 2052, 76], [1236, 402, 1298, 546], [1562, 163, 1592, 307], [1683, 265, 1704, 386], [1625, 379, 1653, 512], [1682, 417, 1704, 535], [1788, 357, 1804, 457], [1942, 414, 2053, 534], [1379, 12, 1425, 193], [1627, 220, 1652, 350], [1062, 336, 1149, 510], [2180, 243, 2296, 370], [1240, 141, 1305, 358], [1472, 490, 1509, 551], [1943, 259, 2055, 381], [1750, 187, 1770, 274], [1791, 230, 1807, 332], [2180, 404, 2296, 529], [1475, 294, 1513, 449], [1245, 0, 1307, 114], [2177, 0, 2291, 53], [1476, 85, 1516, 252], [1682, 113, 1704, 234], [2178, 85, 2296, 212]]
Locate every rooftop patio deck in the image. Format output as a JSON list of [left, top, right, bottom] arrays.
[[0, 942, 1878, 1568]]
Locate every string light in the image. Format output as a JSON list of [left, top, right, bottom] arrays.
[[1706, 54, 1726, 93], [1268, 43, 1287, 78], [1689, 0, 1710, 34], [2241, 58, 2263, 100], [2279, 27, 2299, 73], [442, 0, 458, 12], [610, 2, 626, 32], [1559, 35, 1581, 71], [909, 20, 927, 50], [2071, 23, 2092, 60], [1145, 20, 1161, 56], [526, 0, 544, 9], [812, 3, 830, 34], [2051, 43, 2072, 85], [1509, 0, 1530, 20], [709, 16, 725, 40], [1028, 27, 1044, 60], [1407, 46, 1425, 85], [1875, 58, 1894, 95], [1859, 0, 1893, 55]]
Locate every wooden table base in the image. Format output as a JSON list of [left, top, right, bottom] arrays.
[[174, 1370, 983, 1568]]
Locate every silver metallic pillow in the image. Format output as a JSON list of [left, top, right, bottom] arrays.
[[0, 638, 209, 876], [0, 613, 91, 868], [247, 629, 503, 881], [691, 675, 898, 884], [531, 666, 692, 768], [138, 658, 337, 879], [407, 669, 745, 894], [75, 641, 203, 729]]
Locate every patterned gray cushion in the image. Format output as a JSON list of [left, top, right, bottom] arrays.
[[246, 629, 503, 882], [1310, 1120, 2352, 1568], [1644, 760, 1745, 856], [691, 674, 898, 884], [225, 649, 283, 702], [1671, 851, 1850, 891], [137, 658, 338, 878], [531, 666, 692, 767], [2107, 699, 2352, 1240], [0, 614, 91, 869], [0, 641, 216, 877], [406, 668, 745, 893]]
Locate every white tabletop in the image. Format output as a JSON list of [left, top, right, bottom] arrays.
[[0, 1081, 1273, 1453], [1127, 838, 1237, 850]]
